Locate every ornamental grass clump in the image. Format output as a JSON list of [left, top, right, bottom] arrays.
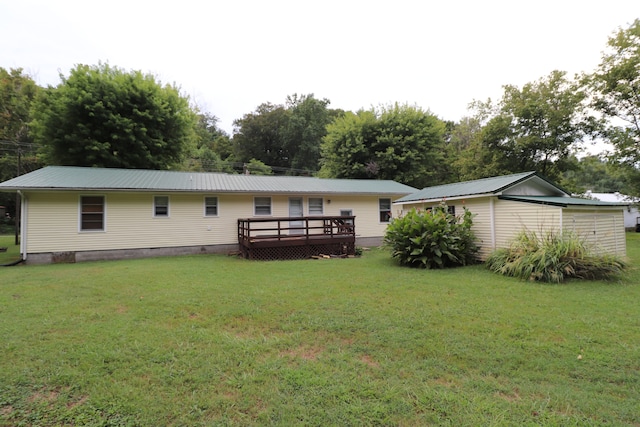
[[486, 230, 627, 283], [383, 204, 479, 269]]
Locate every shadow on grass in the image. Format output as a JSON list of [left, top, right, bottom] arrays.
[[0, 235, 22, 265]]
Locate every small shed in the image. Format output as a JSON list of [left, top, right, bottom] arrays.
[[394, 172, 628, 260]]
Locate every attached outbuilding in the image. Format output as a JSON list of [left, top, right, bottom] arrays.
[[586, 191, 639, 231], [0, 166, 417, 263], [394, 172, 628, 260]]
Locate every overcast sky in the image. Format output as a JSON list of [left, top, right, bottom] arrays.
[[1, 1, 637, 135]]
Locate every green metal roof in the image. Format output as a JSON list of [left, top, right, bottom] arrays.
[[0, 166, 418, 195], [499, 195, 629, 207], [395, 171, 550, 203]]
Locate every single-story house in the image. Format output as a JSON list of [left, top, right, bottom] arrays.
[[393, 171, 628, 260], [585, 191, 639, 230], [0, 166, 417, 264]]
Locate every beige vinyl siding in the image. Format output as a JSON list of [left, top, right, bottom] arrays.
[[461, 199, 492, 259], [396, 198, 627, 260], [25, 191, 248, 253], [563, 209, 626, 256], [301, 195, 395, 238], [23, 191, 402, 254], [399, 198, 562, 260], [493, 199, 561, 249]]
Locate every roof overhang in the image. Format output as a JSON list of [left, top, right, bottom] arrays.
[[393, 193, 492, 206], [498, 195, 629, 208]]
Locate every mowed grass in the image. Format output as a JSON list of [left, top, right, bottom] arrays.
[[1, 235, 639, 426]]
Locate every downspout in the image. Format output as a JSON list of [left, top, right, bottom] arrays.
[[489, 196, 496, 251], [18, 190, 26, 262], [1, 191, 26, 266]]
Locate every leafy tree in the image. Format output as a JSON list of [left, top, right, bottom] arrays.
[[446, 115, 491, 181], [232, 102, 291, 169], [0, 68, 43, 218], [560, 155, 627, 194], [587, 19, 640, 195], [283, 94, 335, 171], [184, 111, 234, 173], [243, 158, 273, 175], [463, 71, 591, 181], [319, 109, 380, 179], [1, 68, 39, 142], [320, 104, 447, 188], [30, 63, 197, 169], [232, 94, 339, 174]]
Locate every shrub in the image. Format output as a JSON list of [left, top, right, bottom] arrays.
[[383, 203, 479, 268], [486, 230, 627, 283]]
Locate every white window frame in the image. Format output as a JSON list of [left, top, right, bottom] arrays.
[[308, 197, 324, 215], [254, 196, 272, 216], [204, 196, 219, 217], [79, 195, 106, 232], [379, 198, 392, 223], [154, 195, 170, 218]]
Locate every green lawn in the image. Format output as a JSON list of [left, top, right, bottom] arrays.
[[1, 235, 639, 426]]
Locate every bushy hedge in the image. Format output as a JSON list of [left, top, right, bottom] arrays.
[[486, 230, 627, 283], [383, 204, 479, 269]]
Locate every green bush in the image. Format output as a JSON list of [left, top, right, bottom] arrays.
[[383, 203, 479, 268], [486, 230, 627, 283]]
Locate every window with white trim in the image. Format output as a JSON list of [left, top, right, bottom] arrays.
[[309, 197, 323, 215], [379, 198, 392, 223], [154, 196, 169, 217], [80, 196, 105, 231], [254, 197, 272, 216], [204, 196, 218, 216]]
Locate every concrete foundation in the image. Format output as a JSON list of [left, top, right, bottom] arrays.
[[25, 243, 240, 265], [24, 237, 385, 264]]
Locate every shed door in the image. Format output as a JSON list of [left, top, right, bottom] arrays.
[[289, 198, 304, 235], [569, 214, 619, 254]]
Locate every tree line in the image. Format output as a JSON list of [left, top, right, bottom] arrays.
[[1, 20, 639, 215]]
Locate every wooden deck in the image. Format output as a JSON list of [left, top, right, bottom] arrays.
[[237, 215, 356, 260]]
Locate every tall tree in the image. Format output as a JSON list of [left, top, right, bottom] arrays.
[[184, 111, 234, 173], [319, 109, 378, 179], [232, 102, 291, 169], [320, 104, 447, 188], [561, 155, 628, 194], [232, 94, 339, 173], [0, 68, 43, 217], [283, 94, 334, 171], [30, 63, 197, 169], [463, 71, 590, 181], [587, 19, 640, 195], [0, 68, 39, 143]]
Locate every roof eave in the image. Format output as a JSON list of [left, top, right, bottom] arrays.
[[394, 192, 496, 205]]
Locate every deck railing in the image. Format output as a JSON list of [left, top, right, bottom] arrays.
[[237, 215, 356, 259], [238, 215, 355, 242]]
